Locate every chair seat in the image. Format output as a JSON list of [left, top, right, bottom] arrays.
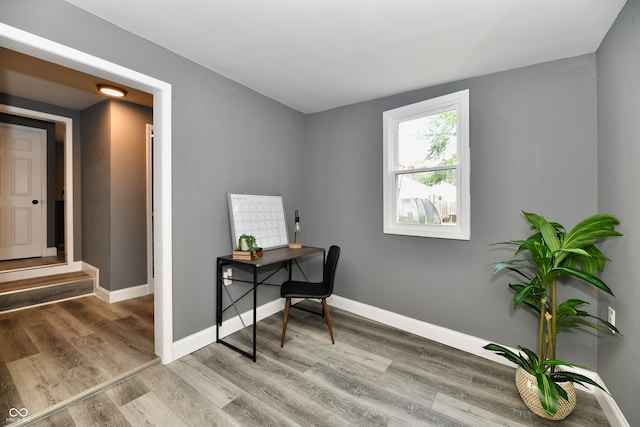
[[280, 245, 340, 347], [280, 280, 330, 299]]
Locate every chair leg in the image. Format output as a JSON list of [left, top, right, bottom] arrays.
[[321, 299, 335, 344], [281, 298, 291, 347]]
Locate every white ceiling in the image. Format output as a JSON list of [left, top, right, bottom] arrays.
[[61, 0, 626, 113], [8, 1, 629, 114]]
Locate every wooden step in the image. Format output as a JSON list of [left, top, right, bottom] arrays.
[[0, 271, 94, 312]]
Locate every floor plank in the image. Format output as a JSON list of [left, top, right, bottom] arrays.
[[118, 391, 182, 427], [137, 365, 236, 427], [0, 318, 39, 363], [0, 359, 26, 422], [166, 355, 239, 408], [39, 304, 94, 340], [7, 353, 72, 414], [0, 255, 65, 273], [66, 392, 130, 427], [432, 392, 529, 427]]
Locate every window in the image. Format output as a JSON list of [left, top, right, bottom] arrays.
[[383, 89, 470, 240]]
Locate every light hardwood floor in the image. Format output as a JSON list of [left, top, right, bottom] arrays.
[[19, 301, 609, 426], [0, 255, 66, 272], [0, 294, 156, 426]]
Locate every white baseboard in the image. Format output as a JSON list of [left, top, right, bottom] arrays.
[[88, 261, 153, 303], [94, 283, 153, 303], [172, 294, 628, 426], [46, 246, 58, 257], [172, 325, 217, 361], [329, 295, 512, 366]]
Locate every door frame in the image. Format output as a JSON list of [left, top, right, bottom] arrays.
[[0, 110, 73, 263], [0, 23, 175, 363], [146, 124, 154, 292]]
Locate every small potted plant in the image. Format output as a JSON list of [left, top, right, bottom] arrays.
[[238, 233, 262, 259], [484, 211, 621, 420]]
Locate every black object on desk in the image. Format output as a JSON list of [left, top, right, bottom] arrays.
[[216, 246, 325, 361]]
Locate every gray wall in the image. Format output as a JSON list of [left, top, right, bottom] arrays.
[[597, 0, 640, 424], [110, 101, 151, 290], [81, 101, 111, 284], [305, 54, 600, 367], [81, 99, 151, 291]]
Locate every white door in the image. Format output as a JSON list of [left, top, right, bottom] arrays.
[[0, 123, 45, 260]]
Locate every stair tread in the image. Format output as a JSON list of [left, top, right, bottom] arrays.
[[0, 272, 93, 294]]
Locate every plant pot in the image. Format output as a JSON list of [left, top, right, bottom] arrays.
[[515, 366, 576, 421]]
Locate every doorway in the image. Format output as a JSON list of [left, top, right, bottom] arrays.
[[0, 107, 75, 275], [0, 123, 46, 260], [0, 23, 174, 363]]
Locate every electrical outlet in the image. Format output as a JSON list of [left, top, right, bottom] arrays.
[[223, 268, 233, 286], [608, 306, 616, 333]]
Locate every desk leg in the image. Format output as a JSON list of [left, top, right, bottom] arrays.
[[252, 267, 258, 362], [216, 260, 222, 342]]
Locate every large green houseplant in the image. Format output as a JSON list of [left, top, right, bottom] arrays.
[[484, 211, 621, 419]]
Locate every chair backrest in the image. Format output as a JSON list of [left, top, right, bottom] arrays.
[[323, 245, 341, 295]]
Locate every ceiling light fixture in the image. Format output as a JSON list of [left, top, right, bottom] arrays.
[[97, 84, 127, 97]]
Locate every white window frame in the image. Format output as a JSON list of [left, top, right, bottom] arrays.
[[383, 89, 470, 240]]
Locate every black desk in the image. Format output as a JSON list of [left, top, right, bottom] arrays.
[[216, 246, 325, 361]]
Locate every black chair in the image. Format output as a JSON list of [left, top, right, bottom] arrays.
[[280, 245, 341, 347]]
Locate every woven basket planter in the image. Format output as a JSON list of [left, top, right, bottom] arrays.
[[515, 366, 576, 421]]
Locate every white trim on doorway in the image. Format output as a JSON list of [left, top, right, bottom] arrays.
[[146, 124, 154, 294], [0, 23, 175, 363], [0, 106, 74, 264]]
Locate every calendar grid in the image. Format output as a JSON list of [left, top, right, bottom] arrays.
[[228, 193, 290, 250]]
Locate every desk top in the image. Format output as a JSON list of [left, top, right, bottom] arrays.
[[218, 246, 324, 267]]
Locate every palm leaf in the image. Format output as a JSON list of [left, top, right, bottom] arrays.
[[509, 284, 542, 311], [556, 312, 621, 334], [565, 245, 609, 273], [511, 284, 536, 310], [522, 211, 546, 230], [540, 222, 561, 253], [535, 372, 559, 415], [483, 344, 533, 371], [540, 358, 582, 369], [556, 299, 588, 319], [558, 247, 590, 257], [562, 214, 622, 250], [556, 266, 614, 295], [518, 346, 540, 370], [493, 259, 530, 274], [557, 319, 616, 333], [550, 371, 608, 392], [553, 382, 569, 402]]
